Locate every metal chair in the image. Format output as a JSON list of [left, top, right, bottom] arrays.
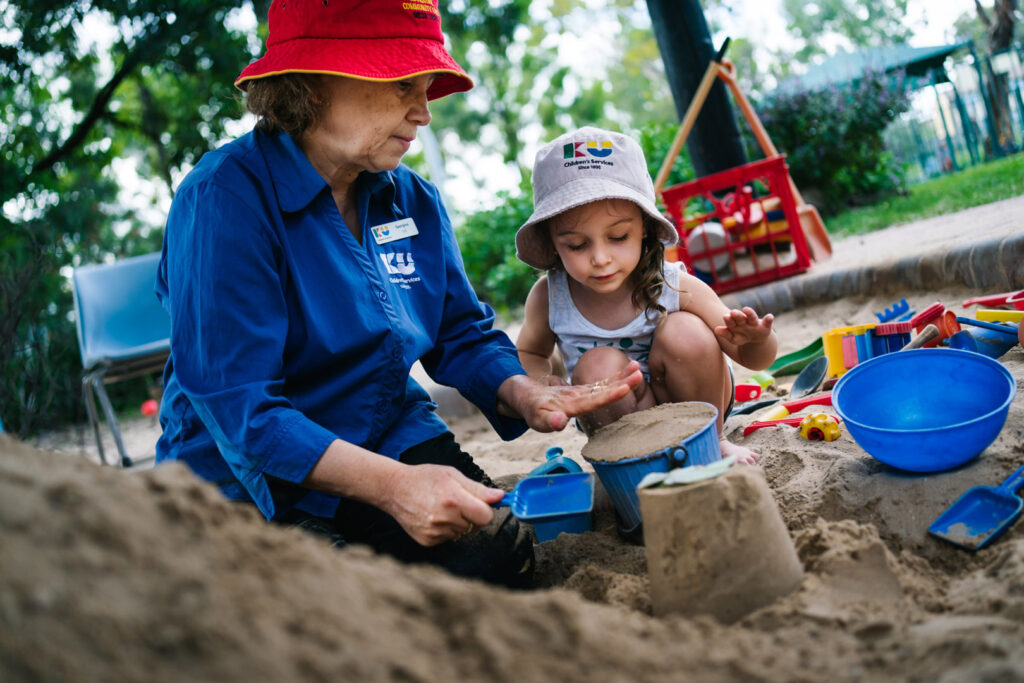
[[72, 252, 170, 467]]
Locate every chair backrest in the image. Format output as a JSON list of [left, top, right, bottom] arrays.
[[72, 252, 171, 370]]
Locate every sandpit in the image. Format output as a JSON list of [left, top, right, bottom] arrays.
[[3, 285, 1024, 682]]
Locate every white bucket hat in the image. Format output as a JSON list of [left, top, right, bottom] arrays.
[[515, 126, 678, 270]]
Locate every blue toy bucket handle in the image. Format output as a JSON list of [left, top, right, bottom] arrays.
[[666, 445, 690, 467]]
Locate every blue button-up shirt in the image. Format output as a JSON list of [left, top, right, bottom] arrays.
[[155, 128, 527, 520]]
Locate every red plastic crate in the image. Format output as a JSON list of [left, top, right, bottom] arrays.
[[661, 155, 812, 294]]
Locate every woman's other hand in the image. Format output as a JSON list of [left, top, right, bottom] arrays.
[[497, 360, 643, 432]]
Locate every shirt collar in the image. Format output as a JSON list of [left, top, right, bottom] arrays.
[[260, 129, 399, 215]]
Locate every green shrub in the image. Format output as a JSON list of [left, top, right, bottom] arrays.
[[455, 186, 538, 316], [635, 120, 696, 195], [756, 70, 912, 215]]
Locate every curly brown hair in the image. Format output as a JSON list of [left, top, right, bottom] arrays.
[[244, 74, 328, 137], [632, 215, 670, 319]]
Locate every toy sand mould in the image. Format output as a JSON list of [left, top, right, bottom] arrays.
[[581, 402, 718, 463], [640, 464, 804, 623]]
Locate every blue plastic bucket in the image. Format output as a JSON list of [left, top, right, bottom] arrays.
[[586, 402, 721, 532], [526, 447, 591, 542]]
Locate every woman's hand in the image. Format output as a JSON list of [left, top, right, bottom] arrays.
[[305, 439, 503, 547], [381, 463, 505, 546], [496, 360, 643, 432], [714, 306, 775, 346]]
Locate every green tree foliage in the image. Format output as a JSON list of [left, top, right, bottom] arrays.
[[602, 2, 679, 127], [434, 0, 563, 178], [1, 1, 255, 436], [434, 1, 680, 185], [756, 70, 911, 214], [780, 0, 913, 62]]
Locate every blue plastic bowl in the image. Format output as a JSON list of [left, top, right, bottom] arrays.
[[833, 348, 1016, 472], [586, 402, 721, 531]]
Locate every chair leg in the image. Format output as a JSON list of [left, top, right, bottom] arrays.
[[82, 375, 112, 466], [82, 372, 133, 467], [91, 376, 133, 468]]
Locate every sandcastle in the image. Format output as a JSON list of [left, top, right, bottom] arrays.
[[639, 463, 804, 623]]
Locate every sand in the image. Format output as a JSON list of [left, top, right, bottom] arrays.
[[581, 401, 719, 463], [4, 284, 1024, 682]]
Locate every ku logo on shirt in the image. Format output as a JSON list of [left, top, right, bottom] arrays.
[[380, 252, 416, 276]]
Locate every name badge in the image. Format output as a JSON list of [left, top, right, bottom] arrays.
[[370, 218, 419, 245]]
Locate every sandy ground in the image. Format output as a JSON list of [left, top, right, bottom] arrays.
[[4, 201, 1024, 681]]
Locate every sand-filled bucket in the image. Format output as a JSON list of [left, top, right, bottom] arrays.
[[639, 462, 804, 623], [582, 402, 721, 535]]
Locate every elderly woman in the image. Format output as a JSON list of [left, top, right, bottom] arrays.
[[155, 0, 640, 588]]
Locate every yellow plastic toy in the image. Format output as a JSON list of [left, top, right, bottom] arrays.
[[822, 323, 877, 378], [977, 309, 1024, 324], [799, 413, 841, 441]]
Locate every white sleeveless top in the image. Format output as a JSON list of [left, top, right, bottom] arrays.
[[548, 261, 685, 379]]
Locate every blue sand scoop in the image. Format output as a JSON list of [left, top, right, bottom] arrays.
[[495, 472, 594, 522], [929, 462, 1024, 551]]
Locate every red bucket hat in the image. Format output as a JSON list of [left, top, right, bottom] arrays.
[[235, 0, 473, 101]]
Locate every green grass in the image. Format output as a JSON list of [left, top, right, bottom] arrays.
[[826, 152, 1024, 238]]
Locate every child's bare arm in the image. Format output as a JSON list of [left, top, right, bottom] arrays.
[[515, 277, 561, 380], [677, 273, 777, 371]]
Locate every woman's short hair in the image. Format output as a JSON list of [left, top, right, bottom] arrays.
[[244, 74, 327, 137]]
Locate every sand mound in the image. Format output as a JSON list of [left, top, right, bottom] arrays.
[[4, 287, 1024, 681]]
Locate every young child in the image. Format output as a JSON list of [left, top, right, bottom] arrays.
[[514, 126, 777, 464]]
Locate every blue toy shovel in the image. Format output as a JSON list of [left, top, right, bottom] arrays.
[[929, 462, 1024, 551], [495, 472, 595, 522]]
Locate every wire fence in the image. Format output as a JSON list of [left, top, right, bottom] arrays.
[[885, 41, 1024, 184]]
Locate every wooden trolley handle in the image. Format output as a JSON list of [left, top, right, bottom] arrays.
[[653, 42, 808, 208]]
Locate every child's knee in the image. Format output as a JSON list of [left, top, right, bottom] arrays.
[[651, 311, 720, 365], [572, 346, 631, 384]]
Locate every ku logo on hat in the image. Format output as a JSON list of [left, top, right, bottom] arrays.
[[563, 140, 614, 159]]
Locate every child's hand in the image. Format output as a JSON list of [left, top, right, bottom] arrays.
[[714, 307, 774, 346]]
